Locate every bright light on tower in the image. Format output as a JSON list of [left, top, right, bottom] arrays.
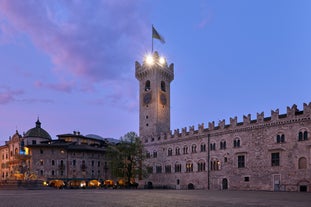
[[145, 54, 154, 65], [159, 56, 166, 65]]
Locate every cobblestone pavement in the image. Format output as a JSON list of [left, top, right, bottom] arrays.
[[0, 189, 310, 207]]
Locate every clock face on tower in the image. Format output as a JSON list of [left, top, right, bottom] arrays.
[[144, 93, 151, 104], [160, 93, 167, 105]]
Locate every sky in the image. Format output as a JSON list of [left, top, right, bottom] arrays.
[[0, 0, 311, 144]]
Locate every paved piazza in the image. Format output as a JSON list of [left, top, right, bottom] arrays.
[[0, 189, 310, 207]]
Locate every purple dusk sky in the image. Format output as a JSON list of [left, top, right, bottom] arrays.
[[0, 0, 311, 144]]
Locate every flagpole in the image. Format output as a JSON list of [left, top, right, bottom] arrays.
[[152, 24, 154, 52]]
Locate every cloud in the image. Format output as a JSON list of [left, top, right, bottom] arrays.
[[35, 80, 75, 93], [197, 1, 212, 29], [0, 0, 149, 82], [0, 86, 23, 104]]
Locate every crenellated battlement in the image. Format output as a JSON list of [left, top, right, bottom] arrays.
[[135, 51, 174, 82], [144, 102, 311, 144]]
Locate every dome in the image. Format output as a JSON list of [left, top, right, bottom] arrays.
[[24, 119, 52, 140]]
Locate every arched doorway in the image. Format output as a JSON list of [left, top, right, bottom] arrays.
[[147, 181, 153, 189], [188, 183, 194, 190], [222, 178, 228, 190]]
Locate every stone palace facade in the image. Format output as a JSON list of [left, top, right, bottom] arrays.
[[136, 51, 311, 192]]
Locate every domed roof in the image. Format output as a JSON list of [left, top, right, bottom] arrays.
[[24, 119, 52, 140]]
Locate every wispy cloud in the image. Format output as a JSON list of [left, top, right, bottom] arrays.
[[0, 0, 149, 82], [197, 1, 213, 29], [0, 86, 23, 104], [35, 80, 75, 93]]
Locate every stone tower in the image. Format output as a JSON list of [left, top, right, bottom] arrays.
[[135, 51, 174, 140]]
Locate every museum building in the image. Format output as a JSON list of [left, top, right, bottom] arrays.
[[136, 51, 311, 192], [0, 119, 113, 188]]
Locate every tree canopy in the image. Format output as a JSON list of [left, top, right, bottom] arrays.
[[107, 132, 148, 187]]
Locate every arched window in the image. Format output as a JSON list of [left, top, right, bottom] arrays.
[[186, 161, 193, 172], [183, 146, 188, 154], [15, 148, 18, 155], [191, 144, 197, 153], [298, 132, 303, 141], [197, 160, 206, 172], [161, 81, 166, 92], [298, 130, 308, 141], [233, 138, 240, 148], [168, 148, 172, 156], [211, 160, 220, 171], [175, 147, 180, 155], [210, 143, 216, 151], [276, 134, 285, 143], [145, 80, 151, 91], [200, 143, 206, 152], [220, 141, 226, 150], [298, 157, 307, 169]]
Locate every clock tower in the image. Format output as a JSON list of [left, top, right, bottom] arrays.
[[135, 51, 174, 141]]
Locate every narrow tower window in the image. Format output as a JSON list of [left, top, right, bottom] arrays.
[[161, 81, 166, 92], [145, 80, 151, 91]]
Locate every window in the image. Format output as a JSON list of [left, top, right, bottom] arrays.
[[156, 165, 162, 174], [73, 160, 76, 166], [211, 160, 220, 171], [40, 149, 43, 154], [200, 143, 206, 152], [183, 146, 188, 154], [244, 177, 250, 182], [51, 170, 55, 176], [40, 170, 43, 176], [233, 139, 240, 148], [298, 131, 308, 141], [186, 162, 193, 173], [92, 160, 94, 167], [198, 160, 206, 172], [40, 160, 44, 166], [210, 143, 216, 151], [298, 157, 307, 169], [145, 80, 151, 91], [146, 152, 151, 158], [191, 144, 197, 153], [220, 141, 226, 150], [52, 160, 55, 166], [168, 148, 173, 156], [32, 140, 36, 145], [276, 134, 285, 143], [161, 81, 166, 92], [153, 151, 157, 158], [175, 147, 180, 155], [165, 165, 171, 173], [238, 155, 245, 168], [271, 152, 280, 166], [98, 161, 100, 167], [175, 163, 182, 173]]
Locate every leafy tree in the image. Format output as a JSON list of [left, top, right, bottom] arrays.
[[107, 132, 148, 187]]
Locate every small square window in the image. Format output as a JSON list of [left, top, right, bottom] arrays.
[[244, 176, 250, 182]]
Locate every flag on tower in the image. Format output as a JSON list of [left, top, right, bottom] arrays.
[[152, 26, 165, 44]]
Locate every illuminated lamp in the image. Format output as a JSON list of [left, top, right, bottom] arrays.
[[159, 56, 166, 65], [145, 54, 154, 65]]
